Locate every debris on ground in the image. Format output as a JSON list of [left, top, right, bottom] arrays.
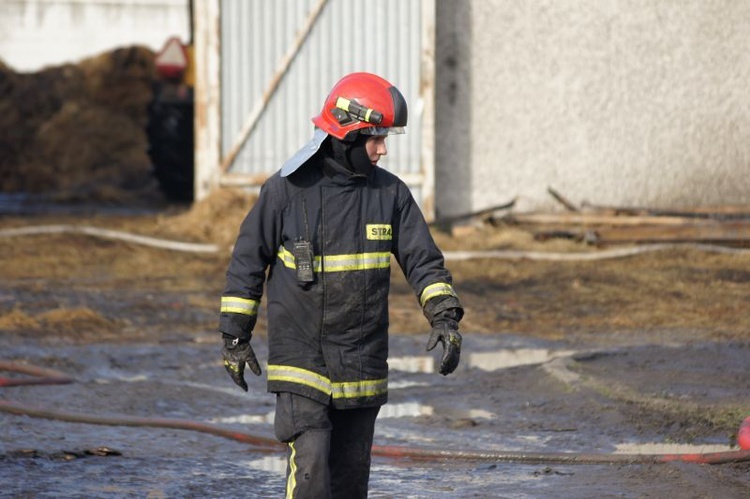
[[466, 187, 750, 246], [503, 209, 750, 245]]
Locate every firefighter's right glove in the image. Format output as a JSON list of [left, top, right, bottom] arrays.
[[222, 334, 261, 392], [426, 320, 462, 376]]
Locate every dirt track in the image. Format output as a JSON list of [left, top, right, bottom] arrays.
[[1, 205, 749, 497]]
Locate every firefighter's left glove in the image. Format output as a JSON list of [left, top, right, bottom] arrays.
[[426, 320, 462, 376], [222, 334, 261, 392]]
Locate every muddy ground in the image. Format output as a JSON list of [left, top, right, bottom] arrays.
[[1, 198, 749, 498]]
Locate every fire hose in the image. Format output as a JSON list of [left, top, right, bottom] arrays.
[[3, 224, 750, 261], [1, 360, 749, 465]]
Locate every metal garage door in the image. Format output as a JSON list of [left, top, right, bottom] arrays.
[[194, 0, 435, 216]]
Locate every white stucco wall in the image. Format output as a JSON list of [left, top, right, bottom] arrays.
[[437, 0, 750, 215], [0, 0, 190, 72]]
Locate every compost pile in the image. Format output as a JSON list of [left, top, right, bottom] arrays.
[[0, 46, 160, 203]]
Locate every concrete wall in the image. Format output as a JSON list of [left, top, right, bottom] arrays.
[[0, 0, 190, 72], [436, 0, 750, 215]]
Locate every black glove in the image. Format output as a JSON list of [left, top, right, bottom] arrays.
[[221, 335, 261, 391], [426, 319, 462, 376]]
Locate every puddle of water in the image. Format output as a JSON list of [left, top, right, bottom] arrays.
[[379, 401, 434, 418], [468, 348, 577, 371], [390, 348, 577, 373], [614, 442, 737, 454], [380, 402, 496, 421], [389, 355, 434, 373], [244, 454, 288, 474], [210, 402, 495, 426], [388, 379, 430, 389], [210, 413, 275, 425], [94, 374, 149, 384]]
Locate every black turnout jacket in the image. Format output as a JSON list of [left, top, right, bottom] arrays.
[[219, 155, 460, 409]]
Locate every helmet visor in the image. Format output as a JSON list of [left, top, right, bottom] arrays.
[[360, 126, 406, 136]]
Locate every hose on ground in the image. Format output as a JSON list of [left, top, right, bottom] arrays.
[[443, 243, 750, 262], [0, 225, 219, 253], [3, 224, 750, 260], [1, 361, 749, 465]]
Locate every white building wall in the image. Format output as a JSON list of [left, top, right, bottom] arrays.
[[0, 0, 190, 72], [436, 0, 750, 215]]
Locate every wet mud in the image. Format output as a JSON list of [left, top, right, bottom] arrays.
[[2, 335, 748, 498], [1, 209, 749, 498]]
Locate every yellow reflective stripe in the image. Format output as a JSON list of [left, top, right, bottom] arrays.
[[286, 441, 297, 499], [322, 252, 390, 271], [331, 378, 388, 400], [277, 246, 323, 272], [276, 246, 390, 273], [420, 282, 457, 307], [268, 365, 388, 400], [220, 296, 259, 316], [268, 365, 332, 395]]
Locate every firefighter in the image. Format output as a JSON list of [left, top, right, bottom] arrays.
[[218, 72, 463, 498]]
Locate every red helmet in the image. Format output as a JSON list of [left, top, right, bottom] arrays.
[[312, 72, 408, 140]]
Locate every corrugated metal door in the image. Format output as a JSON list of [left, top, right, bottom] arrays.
[[195, 0, 435, 215]]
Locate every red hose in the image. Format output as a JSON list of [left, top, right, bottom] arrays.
[[370, 444, 750, 465], [0, 360, 76, 387], [2, 360, 749, 465], [0, 399, 282, 452], [739, 416, 750, 450]]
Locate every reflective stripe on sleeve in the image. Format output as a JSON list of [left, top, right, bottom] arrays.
[[268, 365, 388, 400], [220, 296, 259, 316], [419, 282, 457, 307], [276, 246, 390, 273]]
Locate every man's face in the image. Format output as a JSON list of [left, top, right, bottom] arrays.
[[365, 136, 388, 165]]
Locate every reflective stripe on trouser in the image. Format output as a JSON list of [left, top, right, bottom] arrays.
[[275, 393, 380, 499]]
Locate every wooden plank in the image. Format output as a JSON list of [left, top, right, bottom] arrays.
[[509, 213, 698, 226], [430, 199, 516, 229], [593, 222, 750, 243], [547, 186, 580, 212], [193, 0, 222, 201], [580, 203, 750, 220]]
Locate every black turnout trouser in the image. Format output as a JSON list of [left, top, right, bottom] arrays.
[[274, 392, 381, 499]]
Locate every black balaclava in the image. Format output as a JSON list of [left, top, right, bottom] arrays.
[[329, 132, 373, 176]]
